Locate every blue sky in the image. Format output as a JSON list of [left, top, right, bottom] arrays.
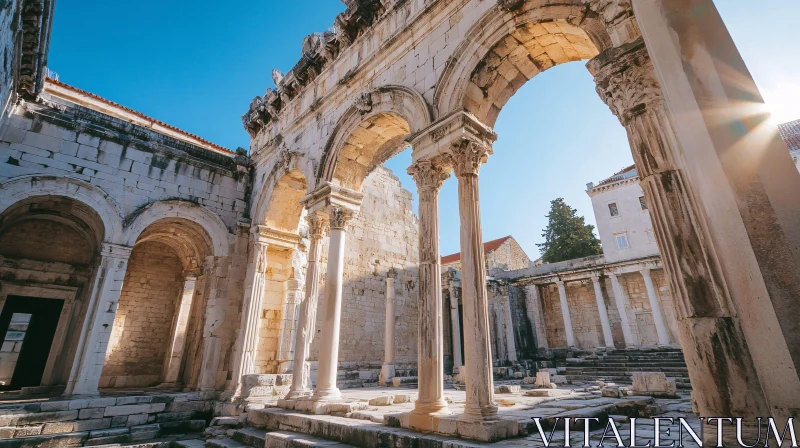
[[49, 1, 800, 259]]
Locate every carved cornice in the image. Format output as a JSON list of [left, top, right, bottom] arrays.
[[409, 110, 496, 162], [407, 157, 451, 192], [242, 0, 392, 138], [253, 225, 302, 250], [17, 0, 56, 100], [586, 174, 640, 196], [587, 40, 662, 126], [301, 181, 364, 217]]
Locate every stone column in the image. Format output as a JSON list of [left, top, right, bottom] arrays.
[[555, 280, 575, 348], [64, 243, 132, 396], [312, 206, 354, 402], [640, 268, 669, 345], [590, 274, 615, 348], [227, 226, 269, 399], [286, 212, 329, 399], [379, 269, 397, 386], [162, 274, 198, 385], [492, 304, 506, 361], [277, 276, 303, 373], [447, 140, 497, 420], [607, 273, 635, 347], [525, 284, 548, 349], [502, 298, 517, 362], [198, 336, 220, 392], [589, 23, 784, 427], [448, 282, 463, 369], [407, 158, 451, 429]]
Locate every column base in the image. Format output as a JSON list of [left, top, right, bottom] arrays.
[[378, 363, 395, 387], [462, 403, 499, 421], [284, 388, 312, 400], [311, 387, 341, 402], [399, 411, 518, 442]]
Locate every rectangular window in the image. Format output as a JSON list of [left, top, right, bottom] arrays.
[[615, 233, 629, 249], [608, 202, 619, 217], [639, 196, 648, 210]]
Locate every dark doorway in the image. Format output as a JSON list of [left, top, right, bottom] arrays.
[[0, 296, 64, 390]]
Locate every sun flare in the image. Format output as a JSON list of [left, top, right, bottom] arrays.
[[762, 82, 800, 124]]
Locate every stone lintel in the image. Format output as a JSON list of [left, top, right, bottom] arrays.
[[409, 110, 497, 162], [300, 182, 364, 216]]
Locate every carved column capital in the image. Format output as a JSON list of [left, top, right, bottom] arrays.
[[589, 43, 663, 126], [444, 138, 492, 178], [306, 211, 330, 240], [407, 157, 451, 193], [329, 206, 355, 230]]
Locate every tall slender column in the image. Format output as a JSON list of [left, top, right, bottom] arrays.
[[493, 304, 506, 361], [65, 243, 132, 396], [198, 255, 220, 392], [448, 282, 463, 369], [607, 273, 635, 347], [590, 274, 615, 348], [502, 298, 517, 362], [379, 269, 397, 386], [640, 268, 669, 345], [555, 280, 575, 347], [162, 274, 199, 385], [525, 284, 548, 349], [407, 158, 450, 429], [227, 227, 269, 399], [446, 140, 497, 420], [286, 213, 329, 399], [312, 206, 354, 402]]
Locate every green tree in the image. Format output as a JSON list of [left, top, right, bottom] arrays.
[[537, 198, 602, 263]]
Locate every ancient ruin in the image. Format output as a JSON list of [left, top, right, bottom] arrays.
[[0, 0, 798, 446]]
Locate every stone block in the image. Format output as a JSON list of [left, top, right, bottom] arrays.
[[1, 431, 89, 448], [156, 412, 194, 423], [42, 422, 75, 435], [368, 396, 394, 406], [632, 372, 678, 398], [73, 419, 111, 432], [87, 398, 117, 408], [0, 428, 13, 440], [602, 387, 622, 398], [275, 374, 292, 386], [78, 408, 104, 420], [158, 420, 205, 435], [126, 414, 149, 426], [392, 376, 417, 387], [12, 425, 43, 437], [552, 375, 567, 384], [165, 401, 210, 413], [494, 385, 521, 394], [7, 410, 79, 426], [320, 402, 368, 415], [523, 376, 536, 384], [86, 433, 131, 446], [110, 416, 128, 427], [534, 371, 551, 388], [39, 402, 70, 412], [393, 394, 411, 404], [129, 423, 160, 441], [115, 396, 152, 406]]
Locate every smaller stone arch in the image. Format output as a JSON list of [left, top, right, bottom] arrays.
[[317, 85, 433, 190], [252, 149, 311, 229], [0, 175, 124, 244], [434, 1, 612, 124], [123, 200, 230, 257]]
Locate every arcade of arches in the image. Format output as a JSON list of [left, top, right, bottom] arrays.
[[0, 0, 798, 444]]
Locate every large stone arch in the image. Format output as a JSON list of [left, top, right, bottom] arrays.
[[123, 200, 231, 257], [0, 175, 124, 245], [318, 85, 433, 190], [434, 0, 612, 124]]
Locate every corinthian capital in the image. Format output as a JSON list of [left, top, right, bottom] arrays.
[[329, 206, 355, 230], [590, 44, 662, 125], [407, 157, 451, 192], [444, 138, 493, 177], [306, 211, 330, 240]]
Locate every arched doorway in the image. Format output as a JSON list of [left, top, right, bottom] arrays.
[[0, 195, 106, 391]]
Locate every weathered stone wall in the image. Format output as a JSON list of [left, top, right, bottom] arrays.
[[255, 247, 295, 374], [539, 284, 567, 348], [616, 271, 678, 346], [102, 242, 184, 388], [487, 239, 531, 272], [309, 166, 419, 382]]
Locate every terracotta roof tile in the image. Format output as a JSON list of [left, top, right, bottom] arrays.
[[779, 118, 800, 152], [441, 236, 512, 265], [45, 78, 234, 156]]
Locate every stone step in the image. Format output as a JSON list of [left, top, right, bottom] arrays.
[[265, 430, 355, 447], [207, 438, 248, 448], [233, 427, 267, 447], [175, 440, 207, 448]]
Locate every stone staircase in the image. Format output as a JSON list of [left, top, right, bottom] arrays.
[[563, 347, 692, 389], [201, 427, 356, 448]]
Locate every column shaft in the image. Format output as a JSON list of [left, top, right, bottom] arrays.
[[313, 207, 351, 402], [277, 276, 302, 372], [525, 285, 548, 349], [503, 299, 517, 362], [591, 276, 615, 348], [493, 304, 506, 361], [408, 159, 450, 428], [228, 231, 269, 398], [448, 287, 463, 368], [641, 269, 670, 345], [379, 274, 397, 386], [555, 281, 575, 347], [608, 273, 635, 347], [450, 142, 497, 420], [162, 276, 198, 384], [65, 243, 132, 396], [286, 214, 328, 398]]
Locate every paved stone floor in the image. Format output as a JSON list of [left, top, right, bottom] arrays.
[[246, 382, 702, 446]]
